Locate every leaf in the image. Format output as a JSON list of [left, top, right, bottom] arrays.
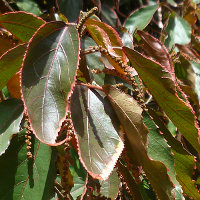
[[137, 30, 173, 73], [21, 21, 80, 145], [124, 5, 158, 33], [123, 47, 200, 154], [0, 31, 17, 56], [98, 168, 120, 199], [82, 37, 105, 86], [0, 11, 45, 42], [101, 4, 120, 27], [85, 18, 127, 75], [0, 99, 24, 156], [70, 85, 124, 180], [174, 56, 199, 110], [117, 161, 143, 200], [56, 0, 82, 22], [0, 131, 57, 199], [0, 43, 27, 91], [13, 0, 42, 16], [165, 13, 191, 48], [7, 71, 21, 99], [103, 85, 174, 200], [148, 108, 200, 200], [144, 111, 184, 199]]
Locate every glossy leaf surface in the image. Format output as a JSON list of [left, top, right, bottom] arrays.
[[0, 131, 57, 199], [165, 14, 191, 48], [70, 85, 124, 180], [0, 11, 44, 42], [124, 5, 157, 33], [22, 22, 80, 145], [103, 85, 174, 200], [0, 44, 26, 91], [0, 99, 23, 155], [123, 47, 200, 154]]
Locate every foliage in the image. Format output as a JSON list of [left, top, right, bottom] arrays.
[[0, 0, 200, 199]]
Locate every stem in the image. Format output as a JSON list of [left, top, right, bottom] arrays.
[[77, 82, 103, 91]]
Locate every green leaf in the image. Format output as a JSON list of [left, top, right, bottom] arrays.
[[103, 85, 174, 200], [123, 47, 200, 154], [70, 177, 85, 199], [148, 108, 200, 200], [70, 85, 124, 180], [0, 44, 26, 91], [144, 111, 183, 199], [0, 131, 57, 199], [0, 11, 45, 42], [101, 4, 119, 27], [82, 37, 105, 86], [13, 0, 42, 16], [189, 61, 200, 103], [117, 161, 143, 200], [56, 0, 82, 22], [98, 169, 120, 199], [21, 21, 80, 145], [165, 14, 191, 48], [0, 99, 24, 156], [124, 5, 158, 33]]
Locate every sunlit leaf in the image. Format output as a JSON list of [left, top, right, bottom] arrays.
[[165, 13, 191, 48], [144, 111, 184, 199], [0, 131, 57, 199], [21, 21, 80, 145], [103, 85, 174, 200], [85, 18, 127, 74], [0, 11, 45, 42], [123, 47, 200, 154], [0, 44, 26, 91], [124, 5, 158, 33], [13, 0, 42, 16], [0, 99, 23, 156], [70, 85, 124, 180], [148, 108, 200, 199]]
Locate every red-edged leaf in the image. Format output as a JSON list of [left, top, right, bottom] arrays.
[[137, 30, 174, 73], [103, 85, 174, 200], [123, 47, 200, 154], [148, 108, 200, 199], [84, 18, 127, 75], [0, 43, 27, 91], [21, 21, 80, 145], [0, 11, 45, 42], [70, 85, 124, 180], [0, 31, 17, 56]]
